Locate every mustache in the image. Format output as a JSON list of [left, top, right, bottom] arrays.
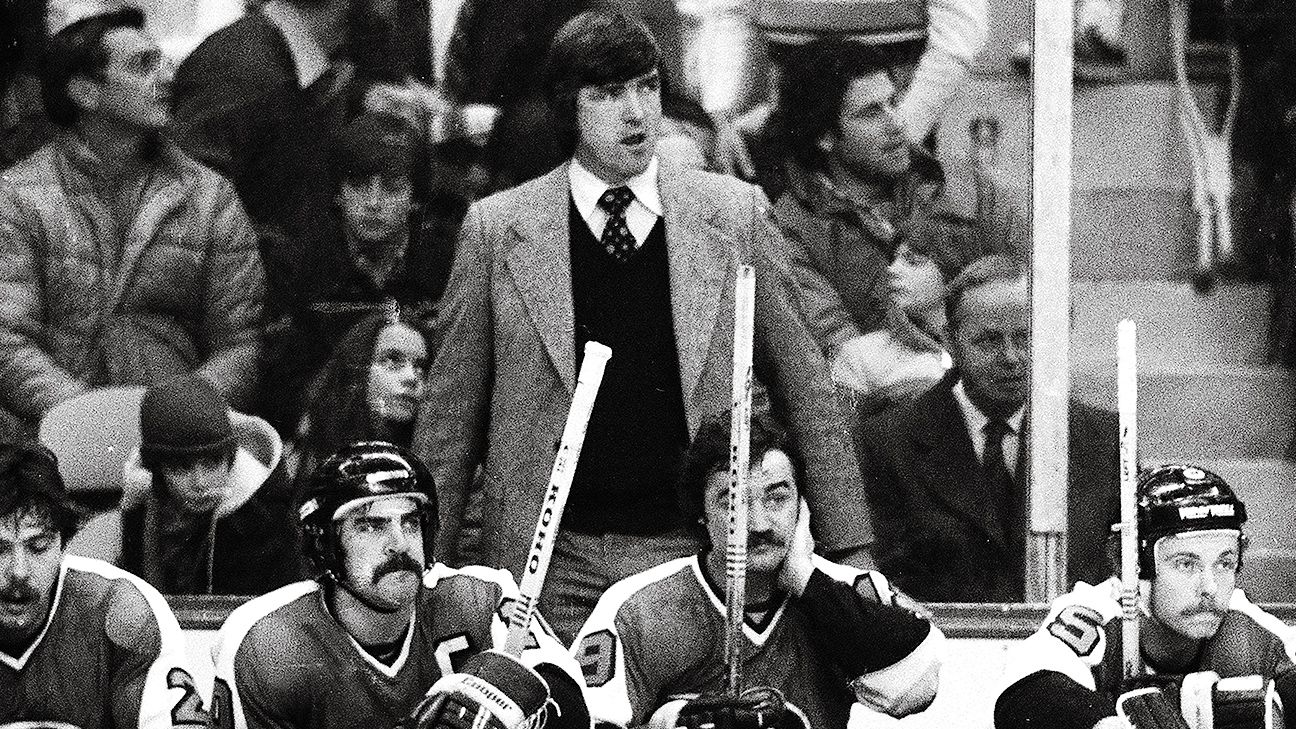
[[0, 581, 38, 604], [372, 553, 422, 583], [1182, 602, 1225, 617], [748, 532, 783, 550]]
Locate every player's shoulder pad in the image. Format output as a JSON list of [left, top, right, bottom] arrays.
[[810, 554, 893, 604], [425, 563, 517, 593], [215, 580, 320, 660], [580, 557, 696, 632], [1226, 588, 1296, 659], [1043, 577, 1123, 624], [423, 563, 514, 611], [64, 555, 182, 656]]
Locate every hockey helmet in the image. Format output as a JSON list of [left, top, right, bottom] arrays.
[[299, 441, 437, 578], [1137, 464, 1246, 577]]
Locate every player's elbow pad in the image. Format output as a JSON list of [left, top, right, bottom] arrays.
[[851, 626, 944, 716]]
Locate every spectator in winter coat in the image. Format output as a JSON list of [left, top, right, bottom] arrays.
[[0, 7, 264, 437]]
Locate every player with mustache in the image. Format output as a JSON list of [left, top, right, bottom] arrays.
[[0, 441, 201, 729], [572, 412, 944, 729], [994, 464, 1296, 729], [211, 441, 591, 729]]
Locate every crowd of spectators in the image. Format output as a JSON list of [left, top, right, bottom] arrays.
[[0, 0, 1083, 614], [10, 6, 1296, 729]]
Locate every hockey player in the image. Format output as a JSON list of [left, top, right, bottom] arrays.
[[995, 464, 1296, 729], [571, 412, 944, 729], [211, 441, 591, 729], [0, 441, 201, 729]]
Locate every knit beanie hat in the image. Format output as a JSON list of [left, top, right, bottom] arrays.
[[139, 375, 233, 463]]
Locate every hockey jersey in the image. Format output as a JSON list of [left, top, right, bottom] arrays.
[[0, 555, 200, 729], [212, 564, 588, 729], [995, 577, 1296, 729], [571, 555, 943, 729]]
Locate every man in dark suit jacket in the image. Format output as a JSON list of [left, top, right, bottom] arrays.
[[170, 0, 398, 315], [857, 256, 1119, 602], [416, 9, 868, 643]]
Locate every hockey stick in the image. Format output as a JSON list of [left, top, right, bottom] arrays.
[[725, 265, 756, 697], [1116, 320, 1141, 679], [502, 341, 613, 657]]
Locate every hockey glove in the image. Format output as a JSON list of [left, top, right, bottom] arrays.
[[1212, 675, 1285, 729], [651, 687, 808, 729], [1116, 685, 1191, 729], [404, 650, 551, 729]]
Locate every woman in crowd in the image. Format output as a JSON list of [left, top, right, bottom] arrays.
[[260, 112, 462, 434], [286, 308, 434, 494], [832, 214, 983, 415]]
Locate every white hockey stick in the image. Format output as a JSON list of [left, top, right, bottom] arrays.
[[503, 341, 612, 656], [1117, 320, 1141, 679], [725, 265, 756, 696]]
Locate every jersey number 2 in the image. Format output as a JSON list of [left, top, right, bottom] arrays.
[[167, 668, 208, 727], [1046, 605, 1104, 657]]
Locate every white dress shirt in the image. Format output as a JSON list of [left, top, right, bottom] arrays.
[[953, 380, 1025, 469], [568, 157, 663, 249]]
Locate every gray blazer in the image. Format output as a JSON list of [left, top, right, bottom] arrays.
[[414, 161, 870, 576]]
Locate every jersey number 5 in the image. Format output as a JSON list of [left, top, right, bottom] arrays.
[[1046, 605, 1104, 657]]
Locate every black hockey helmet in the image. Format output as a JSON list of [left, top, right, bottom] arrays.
[[299, 441, 437, 578], [1137, 464, 1247, 577]]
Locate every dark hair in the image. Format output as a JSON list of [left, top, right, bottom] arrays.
[[776, 34, 903, 170], [0, 442, 79, 543], [144, 444, 239, 503], [542, 9, 661, 155], [329, 112, 418, 184], [899, 214, 985, 283], [143, 441, 238, 474], [40, 6, 145, 127], [944, 254, 1026, 334], [677, 411, 804, 546], [301, 308, 434, 457]]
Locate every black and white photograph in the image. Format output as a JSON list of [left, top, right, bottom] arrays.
[[1, 0, 1294, 726]]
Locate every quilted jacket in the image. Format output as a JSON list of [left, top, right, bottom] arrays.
[[0, 134, 264, 424]]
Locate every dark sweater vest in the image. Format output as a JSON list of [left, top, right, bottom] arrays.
[[566, 199, 689, 534]]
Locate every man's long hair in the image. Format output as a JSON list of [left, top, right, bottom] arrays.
[[776, 35, 905, 172], [677, 411, 806, 547], [0, 442, 79, 543], [541, 9, 660, 156]]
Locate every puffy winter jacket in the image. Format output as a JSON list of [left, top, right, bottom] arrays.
[[0, 133, 264, 424]]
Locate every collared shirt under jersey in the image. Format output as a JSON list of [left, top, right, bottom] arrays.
[[952, 379, 1025, 469], [260, 0, 331, 88], [568, 156, 663, 248]]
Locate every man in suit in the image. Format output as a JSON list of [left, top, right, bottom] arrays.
[[857, 255, 1119, 602], [416, 8, 868, 644]]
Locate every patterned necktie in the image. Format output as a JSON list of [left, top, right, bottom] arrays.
[[597, 186, 637, 263]]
